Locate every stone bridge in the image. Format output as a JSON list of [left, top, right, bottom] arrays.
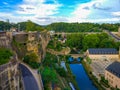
[[69, 54, 84, 58], [47, 48, 85, 58]]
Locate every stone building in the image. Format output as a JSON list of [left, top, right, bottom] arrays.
[[105, 61, 120, 89], [86, 48, 119, 60]]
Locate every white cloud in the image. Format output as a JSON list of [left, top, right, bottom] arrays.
[[112, 11, 120, 17], [69, 0, 120, 23], [23, 0, 45, 4], [0, 12, 33, 22], [3, 2, 8, 5], [16, 0, 61, 16], [0, 12, 67, 25], [70, 0, 105, 22], [0, 0, 120, 25], [35, 16, 68, 25], [0, 0, 63, 25], [68, 18, 120, 24], [85, 18, 120, 23], [71, 2, 92, 19]]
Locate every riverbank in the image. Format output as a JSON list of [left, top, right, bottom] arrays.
[[66, 63, 80, 90], [82, 61, 106, 90], [70, 63, 97, 90], [39, 53, 80, 90]]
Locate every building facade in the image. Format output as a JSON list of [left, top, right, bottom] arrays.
[[86, 48, 119, 60], [105, 61, 120, 89]]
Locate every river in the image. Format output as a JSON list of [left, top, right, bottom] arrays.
[[70, 64, 97, 90]]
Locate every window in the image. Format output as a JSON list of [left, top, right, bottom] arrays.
[[109, 74, 111, 77], [111, 80, 113, 84], [112, 76, 113, 79]]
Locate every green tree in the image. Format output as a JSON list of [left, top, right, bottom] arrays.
[[46, 22, 120, 32], [24, 53, 38, 62], [66, 34, 84, 49], [26, 20, 36, 31], [100, 38, 116, 48], [97, 33, 109, 41], [46, 22, 102, 32], [56, 67, 67, 77], [23, 53, 39, 68], [41, 67, 58, 84], [35, 26, 43, 31], [43, 53, 57, 66], [0, 48, 13, 65], [82, 34, 100, 50]]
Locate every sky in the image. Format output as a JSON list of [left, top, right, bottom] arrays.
[[0, 0, 120, 25]]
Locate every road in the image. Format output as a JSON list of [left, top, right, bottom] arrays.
[[105, 30, 120, 41], [55, 32, 100, 35], [19, 64, 39, 90]]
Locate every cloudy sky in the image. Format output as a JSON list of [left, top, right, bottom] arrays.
[[0, 0, 120, 25]]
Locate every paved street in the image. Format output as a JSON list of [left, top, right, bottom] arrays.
[[90, 59, 114, 78], [105, 30, 120, 41], [19, 64, 39, 90]]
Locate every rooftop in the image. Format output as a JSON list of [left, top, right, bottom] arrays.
[[88, 48, 118, 54], [106, 61, 120, 78]]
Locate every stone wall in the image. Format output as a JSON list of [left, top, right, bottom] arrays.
[[13, 31, 50, 62], [105, 70, 120, 88], [0, 60, 23, 90], [0, 31, 10, 48]]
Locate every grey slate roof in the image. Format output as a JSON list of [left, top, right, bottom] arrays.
[[88, 48, 118, 54], [106, 61, 120, 78]]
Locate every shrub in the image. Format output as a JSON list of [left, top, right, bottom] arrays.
[[0, 48, 13, 65]]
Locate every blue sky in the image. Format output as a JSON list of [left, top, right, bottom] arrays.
[[0, 0, 120, 25]]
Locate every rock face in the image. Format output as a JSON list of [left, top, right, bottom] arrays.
[[0, 31, 50, 90], [0, 31, 11, 48], [0, 60, 24, 90], [12, 31, 50, 62], [39, 31, 50, 61]]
